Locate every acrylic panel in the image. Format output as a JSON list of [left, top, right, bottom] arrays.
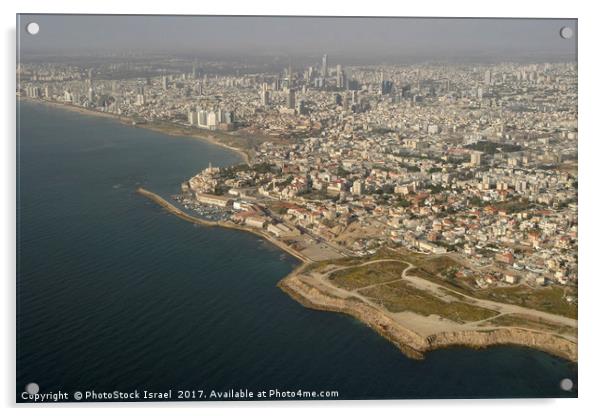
[[16, 14, 578, 402]]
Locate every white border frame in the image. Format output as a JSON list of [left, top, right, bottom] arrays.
[[3, 1, 599, 415]]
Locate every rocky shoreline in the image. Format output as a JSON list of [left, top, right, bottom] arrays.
[[139, 186, 577, 363], [278, 271, 578, 362]]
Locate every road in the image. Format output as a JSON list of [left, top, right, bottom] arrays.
[[301, 258, 576, 339]]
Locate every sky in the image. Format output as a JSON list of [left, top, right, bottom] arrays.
[[17, 15, 577, 62]]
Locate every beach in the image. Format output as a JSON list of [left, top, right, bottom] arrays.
[[19, 97, 252, 164]]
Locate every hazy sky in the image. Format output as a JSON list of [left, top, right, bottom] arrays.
[[17, 15, 577, 61]]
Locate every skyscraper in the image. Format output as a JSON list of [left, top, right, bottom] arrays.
[[321, 54, 328, 78], [135, 85, 146, 106], [336, 64, 346, 89], [287, 88, 296, 110], [261, 83, 270, 106], [380, 71, 393, 95], [296, 99, 307, 115]]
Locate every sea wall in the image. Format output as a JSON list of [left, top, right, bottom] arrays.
[[137, 186, 577, 363], [136, 187, 309, 263], [278, 273, 578, 362]]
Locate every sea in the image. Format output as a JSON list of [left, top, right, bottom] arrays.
[[16, 100, 577, 401]]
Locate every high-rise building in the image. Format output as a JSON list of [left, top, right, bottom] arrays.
[[380, 71, 394, 95], [343, 94, 350, 111], [161, 76, 168, 90], [484, 70, 492, 86], [471, 151, 482, 166], [260, 83, 270, 106], [25, 86, 41, 98], [296, 99, 307, 115], [197, 110, 208, 127], [288, 60, 294, 88], [192, 60, 198, 79], [306, 66, 314, 81], [352, 180, 364, 195], [401, 84, 412, 98], [482, 175, 491, 189], [223, 111, 234, 124], [287, 88, 296, 109], [336, 64, 346, 89], [64, 90, 73, 103], [188, 109, 198, 125], [206, 111, 217, 130], [135, 93, 145, 106], [321, 54, 328, 77]]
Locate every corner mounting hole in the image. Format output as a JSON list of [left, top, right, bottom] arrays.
[[26, 22, 40, 35], [560, 378, 574, 391], [559, 26, 573, 40], [25, 382, 40, 394]]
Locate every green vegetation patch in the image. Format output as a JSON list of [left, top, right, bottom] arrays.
[[491, 198, 533, 214], [329, 261, 408, 290], [477, 285, 577, 319], [359, 280, 498, 323], [484, 313, 577, 338]]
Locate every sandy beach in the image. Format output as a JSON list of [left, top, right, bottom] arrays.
[[19, 97, 251, 164]]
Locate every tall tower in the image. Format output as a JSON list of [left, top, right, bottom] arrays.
[[261, 83, 270, 106], [192, 60, 198, 79], [288, 58, 293, 88], [321, 54, 328, 77], [287, 88, 296, 110]]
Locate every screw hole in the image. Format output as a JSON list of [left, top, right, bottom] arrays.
[[25, 382, 40, 394], [26, 22, 40, 35], [559, 26, 573, 40]]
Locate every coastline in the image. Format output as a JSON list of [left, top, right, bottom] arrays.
[[138, 188, 578, 363], [19, 97, 251, 165], [277, 269, 578, 363], [136, 187, 310, 264], [23, 96, 577, 365]]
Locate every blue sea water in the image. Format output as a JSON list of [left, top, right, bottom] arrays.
[[16, 100, 577, 401]]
